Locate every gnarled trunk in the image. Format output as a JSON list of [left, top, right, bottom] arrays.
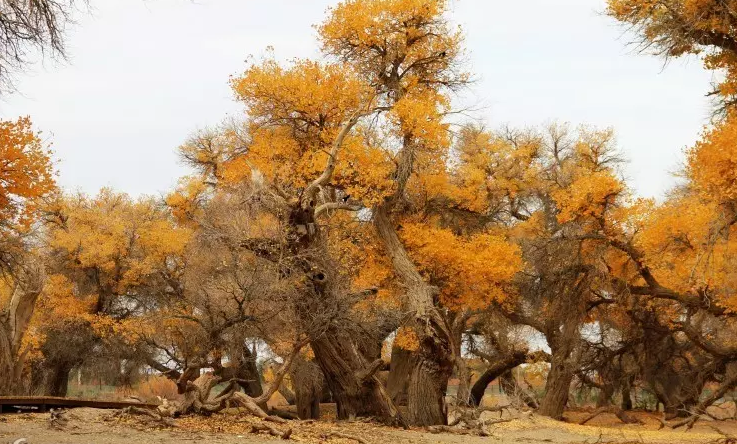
[[0, 264, 43, 395], [538, 357, 574, 420], [374, 207, 453, 426], [386, 346, 412, 405], [310, 327, 403, 425]]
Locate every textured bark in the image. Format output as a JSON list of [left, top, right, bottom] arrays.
[[406, 345, 453, 427], [0, 264, 43, 395], [310, 327, 404, 425], [290, 357, 324, 420], [538, 357, 575, 420], [374, 207, 453, 426], [386, 346, 412, 405]]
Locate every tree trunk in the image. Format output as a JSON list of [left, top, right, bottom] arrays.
[[45, 364, 73, 397], [373, 206, 453, 426], [386, 346, 412, 405], [538, 358, 574, 420], [309, 326, 404, 425], [469, 351, 528, 407], [621, 381, 633, 411], [290, 358, 324, 420], [0, 264, 44, 395], [455, 356, 471, 406]]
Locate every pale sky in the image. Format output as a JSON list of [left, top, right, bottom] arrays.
[[0, 0, 717, 199]]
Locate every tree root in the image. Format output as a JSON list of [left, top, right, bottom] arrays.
[[578, 406, 643, 426], [321, 432, 369, 444], [111, 406, 176, 428], [707, 425, 737, 444], [250, 422, 292, 439]]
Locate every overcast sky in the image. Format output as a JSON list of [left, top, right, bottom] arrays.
[[0, 0, 717, 199]]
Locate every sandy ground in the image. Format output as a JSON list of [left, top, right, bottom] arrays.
[[1, 407, 735, 444]]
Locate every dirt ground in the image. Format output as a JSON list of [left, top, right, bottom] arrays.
[[1, 407, 736, 444]]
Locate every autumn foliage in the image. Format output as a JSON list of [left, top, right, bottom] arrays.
[[5, 0, 737, 437]]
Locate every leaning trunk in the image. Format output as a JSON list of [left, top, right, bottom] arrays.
[[538, 357, 574, 420], [374, 206, 453, 426]]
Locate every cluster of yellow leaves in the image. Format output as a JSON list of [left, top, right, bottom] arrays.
[[50, 189, 190, 289], [553, 171, 624, 224], [393, 326, 420, 351], [0, 116, 55, 231], [638, 193, 737, 309], [687, 113, 737, 201], [399, 222, 521, 310], [447, 127, 541, 213], [319, 0, 465, 88]]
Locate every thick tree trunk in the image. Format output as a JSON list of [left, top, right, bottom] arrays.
[[310, 328, 403, 425], [538, 358, 574, 420], [290, 357, 324, 420], [46, 364, 73, 397], [0, 264, 44, 395], [374, 207, 453, 426], [406, 339, 453, 427], [386, 346, 412, 405]]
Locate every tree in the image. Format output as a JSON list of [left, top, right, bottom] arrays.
[[0, 116, 55, 395], [607, 0, 737, 112], [30, 189, 189, 396], [0, 1, 83, 90]]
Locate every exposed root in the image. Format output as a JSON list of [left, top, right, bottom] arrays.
[[321, 432, 370, 444], [250, 422, 292, 439], [110, 406, 176, 428], [578, 406, 644, 426]]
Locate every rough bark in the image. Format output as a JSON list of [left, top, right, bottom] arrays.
[[469, 351, 529, 407], [538, 357, 575, 420], [374, 206, 453, 426], [0, 263, 43, 395], [386, 346, 412, 405], [290, 357, 324, 420], [310, 326, 404, 425]]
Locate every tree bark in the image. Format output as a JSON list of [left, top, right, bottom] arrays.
[[374, 206, 453, 426], [0, 264, 43, 395], [538, 358, 574, 420], [469, 351, 529, 407], [290, 357, 324, 420], [310, 327, 404, 425], [386, 345, 412, 405]]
